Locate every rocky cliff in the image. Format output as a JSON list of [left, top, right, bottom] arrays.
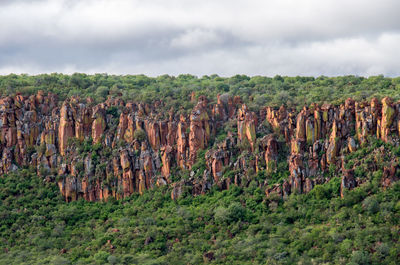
[[0, 91, 399, 201]]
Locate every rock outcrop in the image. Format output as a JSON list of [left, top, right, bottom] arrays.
[[188, 96, 211, 167], [0, 92, 399, 202], [237, 104, 257, 151], [58, 102, 74, 156]]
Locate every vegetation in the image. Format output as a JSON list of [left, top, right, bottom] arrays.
[[1, 74, 400, 112], [133, 129, 147, 142], [0, 164, 399, 264], [0, 74, 400, 264]]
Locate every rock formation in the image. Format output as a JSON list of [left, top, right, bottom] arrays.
[[0, 92, 399, 202]]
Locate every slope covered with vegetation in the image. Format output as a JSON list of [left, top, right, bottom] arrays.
[[0, 74, 400, 264], [0, 164, 399, 264]]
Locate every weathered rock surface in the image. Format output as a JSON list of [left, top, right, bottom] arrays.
[[188, 96, 211, 167], [0, 92, 399, 202], [237, 104, 257, 151]]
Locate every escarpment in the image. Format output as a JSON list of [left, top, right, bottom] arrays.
[[1, 91, 399, 202]]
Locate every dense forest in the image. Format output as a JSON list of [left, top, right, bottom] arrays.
[[0, 165, 399, 264], [1, 73, 400, 111], [0, 74, 399, 264]]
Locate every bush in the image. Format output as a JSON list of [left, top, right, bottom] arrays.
[[214, 206, 229, 224], [312, 185, 330, 200], [375, 242, 389, 259], [227, 202, 246, 222], [94, 251, 110, 263], [350, 250, 370, 265], [362, 196, 379, 214], [134, 129, 147, 142], [51, 256, 71, 265], [214, 202, 245, 224], [121, 254, 135, 264], [107, 255, 118, 264]]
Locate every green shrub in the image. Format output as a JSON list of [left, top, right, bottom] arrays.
[[350, 250, 370, 265], [107, 255, 118, 264], [227, 202, 246, 222], [134, 129, 147, 142], [214, 206, 229, 224], [362, 196, 379, 214]]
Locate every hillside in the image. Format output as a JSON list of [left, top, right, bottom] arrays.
[[0, 74, 399, 264]]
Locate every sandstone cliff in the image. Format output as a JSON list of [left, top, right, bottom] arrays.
[[0, 91, 399, 201]]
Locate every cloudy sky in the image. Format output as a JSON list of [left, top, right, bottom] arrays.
[[0, 0, 399, 76]]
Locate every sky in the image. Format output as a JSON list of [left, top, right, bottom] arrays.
[[0, 0, 399, 77]]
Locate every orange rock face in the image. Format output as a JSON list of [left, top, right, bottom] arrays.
[[75, 104, 92, 140], [212, 94, 227, 122], [58, 103, 75, 156], [144, 120, 161, 150], [206, 149, 225, 184], [91, 105, 106, 144], [124, 114, 136, 143], [380, 97, 396, 142], [161, 145, 173, 182], [176, 115, 188, 169], [263, 135, 278, 172], [116, 111, 128, 142], [295, 109, 307, 141], [188, 97, 211, 167], [237, 104, 257, 151], [326, 120, 340, 165], [1, 91, 399, 202]]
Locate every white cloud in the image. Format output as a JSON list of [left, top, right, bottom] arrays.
[[0, 0, 399, 76], [170, 29, 223, 49]]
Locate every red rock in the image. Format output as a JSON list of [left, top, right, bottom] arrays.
[[161, 145, 174, 181], [263, 135, 278, 172], [380, 97, 396, 142], [212, 94, 227, 121], [288, 154, 304, 194], [205, 149, 225, 183], [326, 120, 340, 165], [116, 111, 128, 141], [237, 104, 257, 151], [91, 105, 106, 144], [227, 96, 236, 119], [295, 109, 307, 141], [308, 141, 322, 176], [176, 115, 188, 169], [139, 142, 154, 193], [58, 103, 75, 156], [124, 114, 136, 143], [188, 98, 210, 167], [75, 104, 92, 140], [1, 92, 399, 202], [144, 120, 160, 150]]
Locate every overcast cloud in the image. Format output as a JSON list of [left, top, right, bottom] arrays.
[[0, 0, 399, 76]]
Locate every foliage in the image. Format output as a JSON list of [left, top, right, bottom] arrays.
[[133, 129, 147, 142], [1, 74, 400, 264], [0, 167, 399, 264], [1, 74, 400, 113]]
